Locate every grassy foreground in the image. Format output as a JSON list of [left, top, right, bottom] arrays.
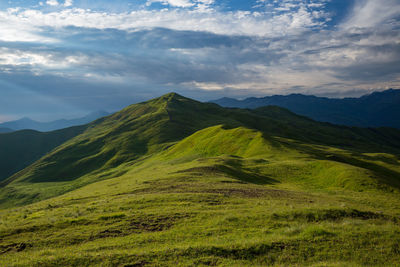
[[0, 94, 400, 266], [1, 128, 400, 266]]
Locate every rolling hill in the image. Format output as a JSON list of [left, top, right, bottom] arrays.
[[211, 89, 400, 128], [0, 110, 109, 132], [0, 126, 88, 182], [0, 93, 400, 266]]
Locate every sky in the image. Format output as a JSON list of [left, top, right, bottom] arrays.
[[0, 0, 399, 121]]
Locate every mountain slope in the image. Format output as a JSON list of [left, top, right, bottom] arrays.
[[0, 128, 13, 133], [211, 89, 400, 128], [0, 110, 109, 132], [1, 93, 400, 266], [0, 125, 88, 182], [1, 93, 400, 208]]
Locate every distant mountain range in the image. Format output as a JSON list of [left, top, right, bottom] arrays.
[[211, 89, 400, 129], [0, 110, 109, 132], [0, 128, 13, 133]]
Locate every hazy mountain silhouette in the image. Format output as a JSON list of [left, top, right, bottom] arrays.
[[0, 110, 110, 132], [211, 89, 400, 128]]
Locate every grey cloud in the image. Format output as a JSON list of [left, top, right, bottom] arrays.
[[0, 17, 399, 120]]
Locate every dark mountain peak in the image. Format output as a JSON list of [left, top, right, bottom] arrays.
[[218, 97, 235, 101], [210, 88, 400, 128], [18, 117, 35, 122], [362, 88, 400, 99], [0, 111, 109, 132]]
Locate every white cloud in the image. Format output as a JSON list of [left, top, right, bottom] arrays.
[[146, 0, 214, 8], [342, 0, 400, 29], [0, 48, 85, 70], [46, 0, 59, 6], [64, 0, 73, 7], [0, 7, 323, 40], [146, 0, 194, 8], [0, 0, 399, 97]]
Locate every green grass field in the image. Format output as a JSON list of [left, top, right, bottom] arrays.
[[1, 93, 400, 266]]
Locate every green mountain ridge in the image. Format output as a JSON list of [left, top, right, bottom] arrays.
[[0, 125, 88, 183], [1, 93, 400, 266], [1, 93, 400, 207]]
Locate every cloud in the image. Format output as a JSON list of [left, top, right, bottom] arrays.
[[0, 4, 327, 40], [146, 0, 214, 9], [0, 0, 399, 119], [342, 0, 400, 29], [146, 0, 194, 8], [2, 25, 398, 98], [46, 0, 59, 6], [64, 0, 73, 7]]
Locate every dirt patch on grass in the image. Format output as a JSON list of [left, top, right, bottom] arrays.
[[129, 214, 181, 232], [123, 261, 149, 267], [127, 179, 310, 201], [0, 224, 53, 239], [0, 242, 31, 254], [92, 213, 191, 240], [200, 188, 294, 198], [176, 166, 222, 175], [272, 208, 399, 223], [179, 241, 290, 260], [96, 229, 123, 238]]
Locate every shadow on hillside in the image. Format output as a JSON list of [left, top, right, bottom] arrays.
[[178, 157, 278, 185], [277, 138, 400, 190]]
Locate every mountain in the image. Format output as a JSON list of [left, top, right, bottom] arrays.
[[0, 125, 88, 182], [1, 92, 400, 206], [0, 110, 109, 132], [1, 93, 400, 266], [211, 89, 400, 128], [0, 128, 13, 133]]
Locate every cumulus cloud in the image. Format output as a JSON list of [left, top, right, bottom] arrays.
[[0, 0, 399, 118], [64, 0, 73, 7], [46, 0, 59, 6], [146, 0, 194, 8], [146, 0, 214, 9], [0, 3, 328, 40]]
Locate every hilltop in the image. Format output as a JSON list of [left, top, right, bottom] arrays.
[[0, 93, 400, 266]]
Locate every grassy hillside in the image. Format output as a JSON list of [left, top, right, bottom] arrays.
[[0, 125, 87, 182], [0, 93, 400, 266], [2, 93, 400, 207]]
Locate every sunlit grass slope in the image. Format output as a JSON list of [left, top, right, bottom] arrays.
[[1, 139, 400, 266], [1, 93, 400, 208], [0, 93, 400, 266]]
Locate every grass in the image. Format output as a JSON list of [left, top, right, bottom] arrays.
[[1, 153, 400, 266], [0, 125, 87, 182], [0, 93, 400, 266]]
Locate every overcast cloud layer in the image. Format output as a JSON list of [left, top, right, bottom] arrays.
[[0, 0, 399, 121]]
